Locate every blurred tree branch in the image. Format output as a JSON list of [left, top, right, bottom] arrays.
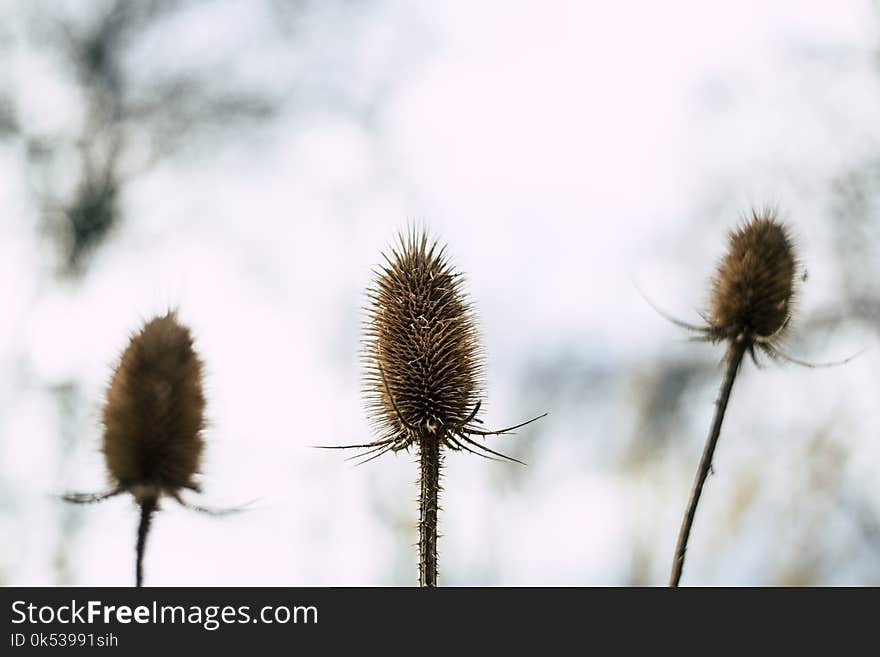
[[9, 0, 285, 276]]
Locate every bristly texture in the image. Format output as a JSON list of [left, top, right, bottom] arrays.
[[102, 311, 206, 501], [364, 230, 484, 451], [336, 229, 543, 465], [707, 210, 797, 355], [650, 208, 800, 365]]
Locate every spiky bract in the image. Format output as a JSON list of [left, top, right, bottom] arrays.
[[102, 311, 206, 502], [363, 231, 484, 452]]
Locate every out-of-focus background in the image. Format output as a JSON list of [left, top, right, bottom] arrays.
[[1, 0, 879, 586]]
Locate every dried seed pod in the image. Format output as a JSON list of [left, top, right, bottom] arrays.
[[62, 311, 238, 587], [664, 209, 802, 586], [644, 207, 855, 585], [364, 231, 484, 448], [707, 210, 797, 353], [102, 311, 206, 501], [325, 229, 545, 587]]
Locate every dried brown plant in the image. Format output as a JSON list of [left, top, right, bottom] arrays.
[[64, 311, 238, 586], [324, 230, 545, 586], [667, 210, 798, 586]]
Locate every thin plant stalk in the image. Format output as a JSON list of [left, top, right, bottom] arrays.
[[418, 437, 441, 587], [669, 340, 746, 587], [135, 497, 157, 588]]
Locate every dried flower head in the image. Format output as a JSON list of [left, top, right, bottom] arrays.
[[324, 228, 545, 587], [62, 311, 240, 586], [337, 229, 545, 465], [646, 209, 800, 364], [364, 231, 484, 449], [706, 210, 797, 356], [645, 208, 855, 585], [102, 311, 206, 503]]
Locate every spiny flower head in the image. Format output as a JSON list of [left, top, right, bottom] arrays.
[[102, 311, 206, 502], [363, 230, 485, 450], [705, 209, 798, 359]]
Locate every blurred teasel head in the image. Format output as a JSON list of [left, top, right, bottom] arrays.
[[101, 310, 206, 503], [662, 209, 829, 586], [63, 310, 230, 586], [706, 209, 798, 360]]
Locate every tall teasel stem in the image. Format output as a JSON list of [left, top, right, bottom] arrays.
[[659, 210, 799, 586], [669, 340, 745, 587], [418, 437, 442, 587], [322, 229, 545, 587]]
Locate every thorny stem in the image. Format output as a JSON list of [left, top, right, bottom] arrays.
[[136, 497, 157, 588], [418, 435, 441, 587], [669, 340, 747, 587]]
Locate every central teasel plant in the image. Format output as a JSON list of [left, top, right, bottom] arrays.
[[660, 209, 854, 586], [327, 230, 545, 587], [64, 311, 239, 586]]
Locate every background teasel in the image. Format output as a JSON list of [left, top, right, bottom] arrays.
[[327, 230, 545, 587], [663, 209, 853, 586], [703, 211, 799, 363], [64, 311, 233, 587]]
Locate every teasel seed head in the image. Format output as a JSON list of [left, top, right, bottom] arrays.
[[320, 228, 546, 467], [344, 228, 546, 586], [102, 310, 206, 504], [692, 209, 797, 363], [709, 210, 797, 340], [666, 210, 802, 587], [363, 230, 485, 451], [62, 311, 247, 586]]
